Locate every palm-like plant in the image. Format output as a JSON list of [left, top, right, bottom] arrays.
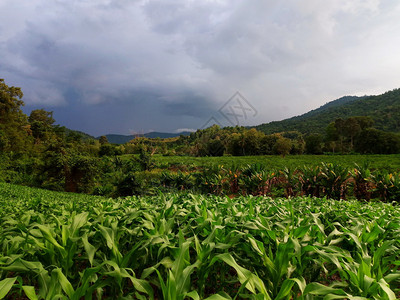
[[320, 163, 350, 199]]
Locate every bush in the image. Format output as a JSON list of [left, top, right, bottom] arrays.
[[136, 145, 154, 171], [115, 171, 143, 196]]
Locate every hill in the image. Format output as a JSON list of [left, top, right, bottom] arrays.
[[63, 127, 96, 141], [101, 131, 192, 144], [255, 89, 400, 134]]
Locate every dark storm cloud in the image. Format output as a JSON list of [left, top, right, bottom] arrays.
[[2, 0, 400, 135], [40, 91, 213, 136]]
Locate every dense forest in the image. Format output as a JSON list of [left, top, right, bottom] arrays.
[[1, 78, 400, 196]]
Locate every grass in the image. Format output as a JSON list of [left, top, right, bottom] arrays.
[[1, 182, 400, 299]]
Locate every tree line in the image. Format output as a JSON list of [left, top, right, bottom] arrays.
[[2, 78, 399, 159], [167, 116, 400, 156], [1, 78, 400, 195]]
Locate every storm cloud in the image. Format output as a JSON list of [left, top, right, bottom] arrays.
[[1, 0, 400, 135]]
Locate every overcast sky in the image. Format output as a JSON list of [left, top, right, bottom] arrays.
[[1, 0, 400, 136]]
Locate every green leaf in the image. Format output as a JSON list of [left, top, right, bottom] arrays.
[[204, 292, 232, 300], [363, 223, 384, 243], [0, 259, 50, 298], [177, 261, 200, 296], [384, 273, 400, 283], [53, 268, 74, 298], [185, 290, 200, 300], [304, 282, 347, 296], [141, 257, 174, 279], [0, 277, 17, 299], [167, 270, 177, 300], [129, 277, 154, 299], [171, 240, 191, 277], [70, 212, 89, 237], [156, 269, 167, 300], [274, 279, 295, 300], [37, 225, 64, 250], [98, 225, 114, 249], [82, 233, 96, 266], [22, 286, 38, 300], [377, 278, 396, 300], [210, 253, 269, 298]]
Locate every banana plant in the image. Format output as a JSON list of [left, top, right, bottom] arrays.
[[351, 163, 373, 201], [298, 165, 322, 197], [320, 163, 350, 199]]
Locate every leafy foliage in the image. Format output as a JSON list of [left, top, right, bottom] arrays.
[[1, 183, 400, 298]]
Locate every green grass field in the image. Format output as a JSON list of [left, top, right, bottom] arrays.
[[1, 182, 399, 299], [153, 154, 400, 171]]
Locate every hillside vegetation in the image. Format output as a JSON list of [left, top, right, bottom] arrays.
[[102, 131, 191, 144], [2, 77, 400, 197], [255, 89, 400, 134]]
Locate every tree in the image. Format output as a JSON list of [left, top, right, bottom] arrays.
[[0, 79, 30, 151], [260, 134, 280, 155], [243, 128, 264, 155], [329, 116, 375, 153], [206, 138, 224, 156], [273, 136, 292, 157], [28, 109, 55, 143], [334, 118, 345, 152], [135, 144, 154, 171], [28, 109, 55, 126], [305, 134, 323, 154], [326, 122, 338, 141], [353, 116, 374, 130], [65, 153, 99, 193], [99, 144, 117, 156], [291, 137, 305, 154], [354, 128, 400, 154], [227, 132, 246, 156], [99, 135, 109, 145], [0, 79, 24, 122], [325, 122, 338, 153], [343, 117, 361, 151]]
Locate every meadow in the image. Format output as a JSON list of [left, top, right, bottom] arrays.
[[1, 182, 400, 299]]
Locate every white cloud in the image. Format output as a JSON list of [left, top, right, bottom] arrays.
[[175, 128, 196, 133]]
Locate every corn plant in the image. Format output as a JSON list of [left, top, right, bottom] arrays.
[[1, 182, 400, 298]]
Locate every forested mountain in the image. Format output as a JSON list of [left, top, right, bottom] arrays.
[[255, 89, 400, 134]]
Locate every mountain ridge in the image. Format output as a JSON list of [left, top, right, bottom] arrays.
[[254, 89, 400, 135]]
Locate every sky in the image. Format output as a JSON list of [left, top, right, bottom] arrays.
[[1, 0, 400, 136]]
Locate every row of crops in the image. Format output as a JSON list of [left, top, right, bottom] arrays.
[[155, 155, 400, 172], [1, 182, 399, 299], [160, 163, 400, 201]]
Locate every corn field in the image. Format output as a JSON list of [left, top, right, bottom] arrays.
[[1, 182, 400, 299]]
